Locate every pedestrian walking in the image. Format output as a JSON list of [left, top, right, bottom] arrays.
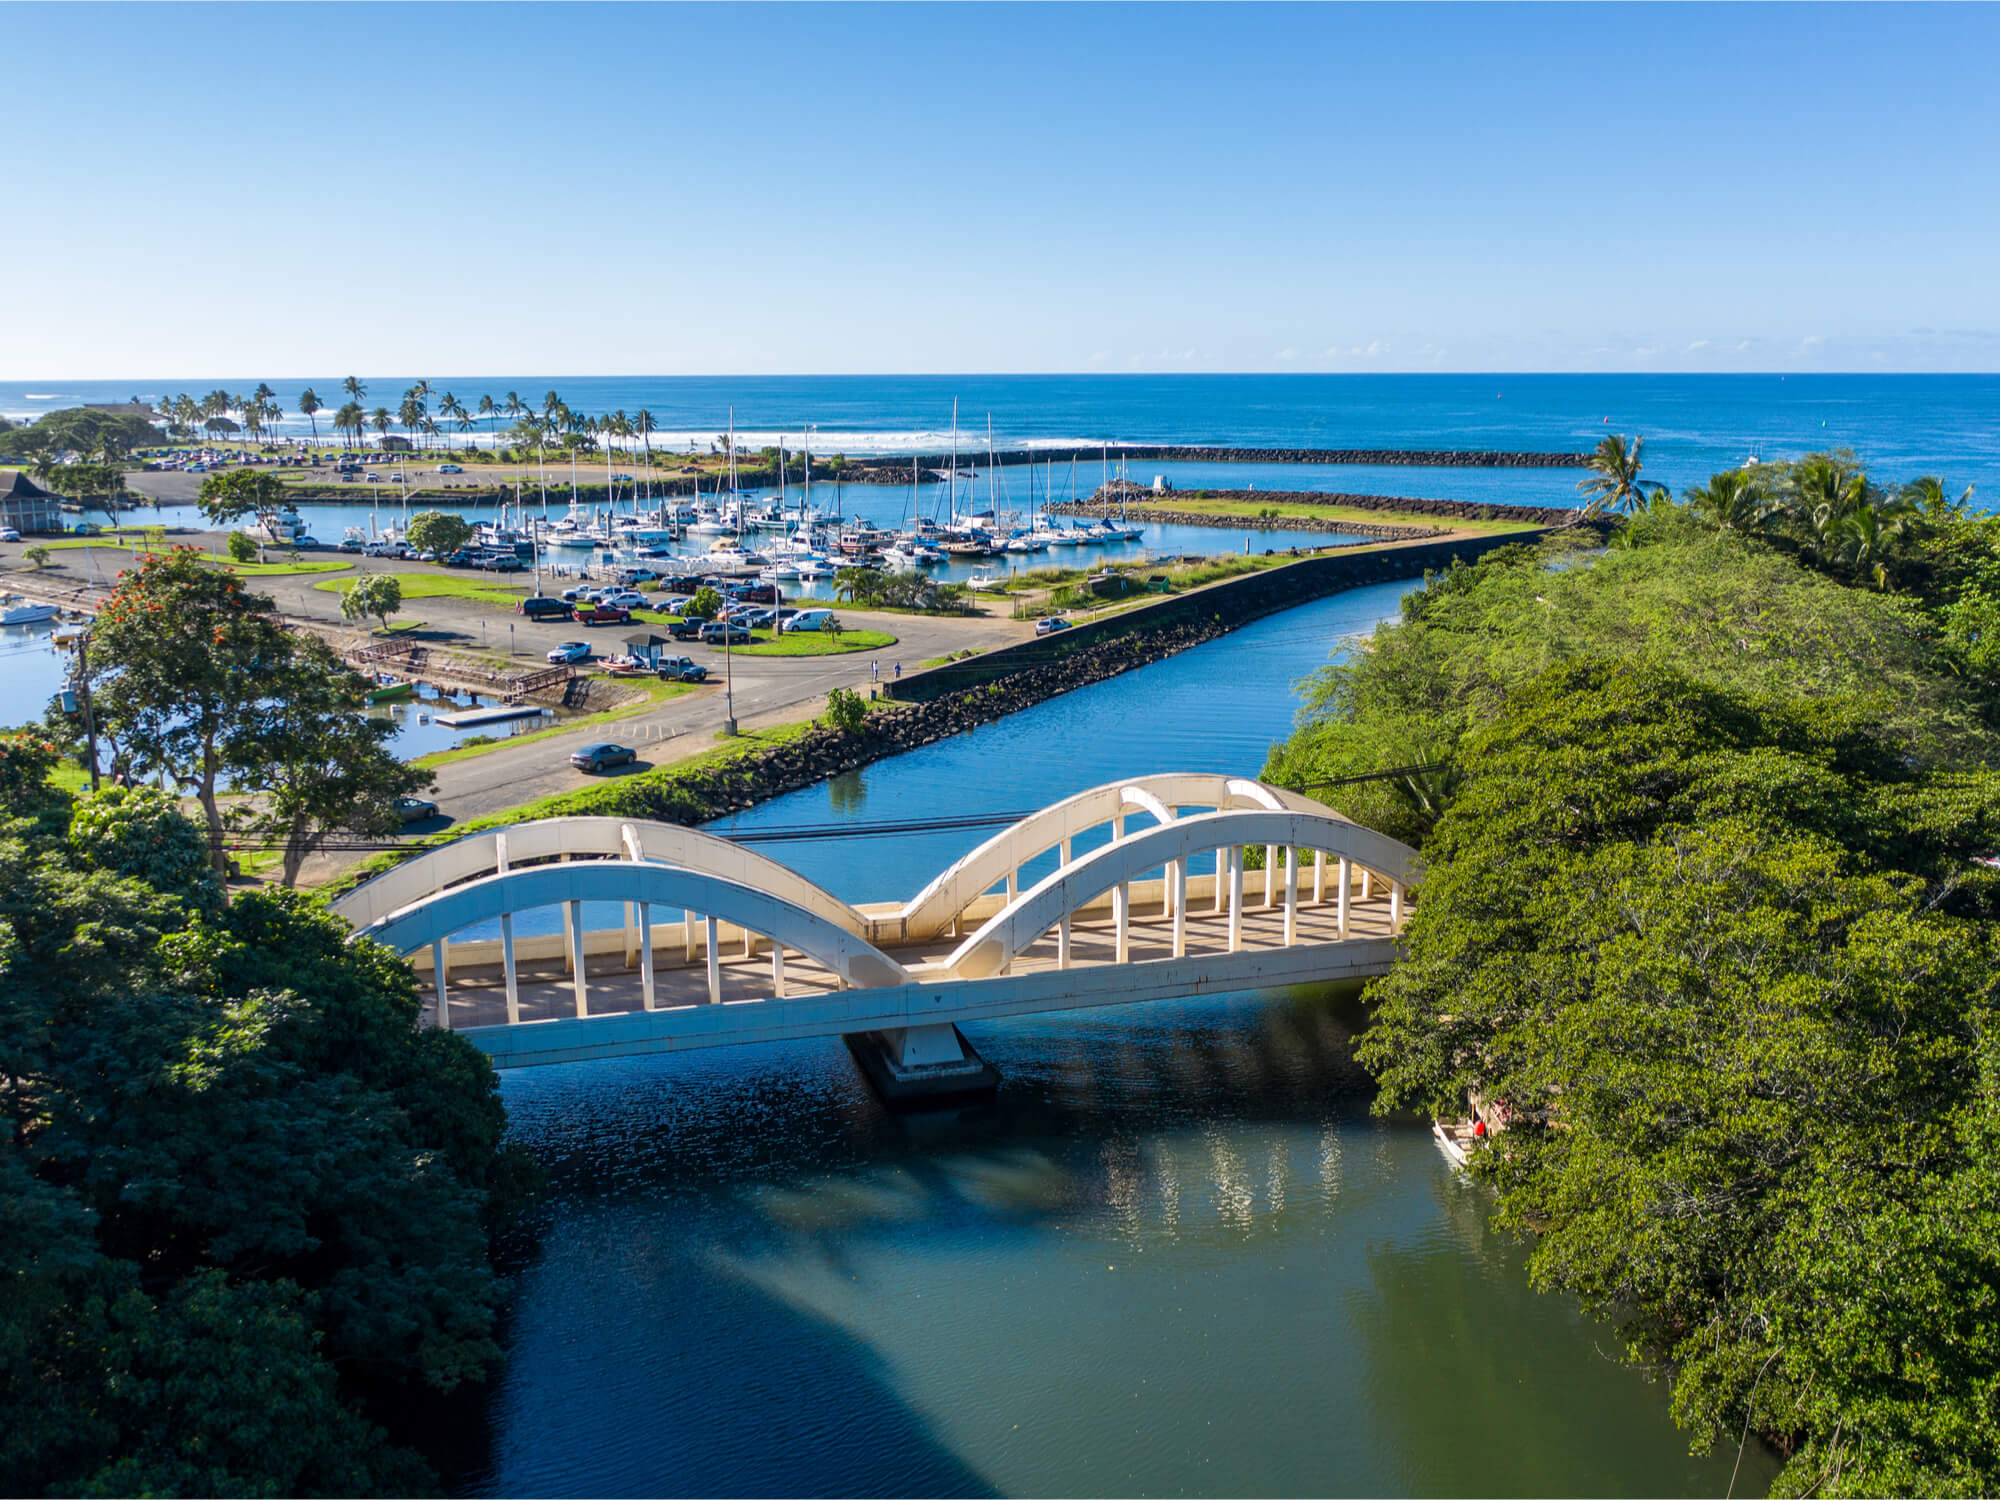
[[871, 659, 879, 682], [894, 661, 902, 679]]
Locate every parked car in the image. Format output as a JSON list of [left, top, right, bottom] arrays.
[[70, 522, 101, 536], [546, 641, 593, 664], [599, 590, 646, 610], [613, 566, 661, 584], [0, 527, 20, 543], [570, 742, 637, 773], [698, 620, 752, 645], [443, 549, 477, 567], [394, 795, 440, 823], [666, 617, 705, 641], [336, 538, 363, 553], [517, 596, 574, 621], [576, 604, 632, 626], [737, 608, 778, 629], [476, 554, 525, 571], [1035, 615, 1072, 636], [781, 609, 835, 633], [656, 656, 708, 683], [436, 462, 464, 473]]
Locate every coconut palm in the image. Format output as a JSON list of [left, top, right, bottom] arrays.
[[1576, 433, 1665, 518], [1685, 468, 1771, 533], [370, 407, 394, 445], [1834, 499, 1916, 589], [342, 375, 366, 406], [298, 387, 323, 447], [1900, 475, 1976, 522], [240, 395, 265, 448]]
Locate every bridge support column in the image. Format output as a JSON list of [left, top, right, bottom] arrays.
[[845, 1022, 999, 1107], [1214, 849, 1226, 913], [1265, 845, 1276, 907], [640, 904, 656, 1010], [683, 909, 697, 963], [1390, 880, 1404, 931], [561, 901, 576, 974], [1314, 849, 1326, 903], [1362, 867, 1373, 901], [1006, 869, 1017, 901], [1172, 859, 1187, 958], [704, 917, 721, 1004], [500, 914, 520, 1026], [623, 902, 638, 969], [771, 943, 786, 999], [1114, 883, 1130, 964], [1228, 846, 1243, 952], [431, 939, 449, 1030], [1284, 848, 1298, 946], [1338, 857, 1351, 940], [567, 902, 588, 1018]]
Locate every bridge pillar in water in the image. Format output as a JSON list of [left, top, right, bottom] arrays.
[[846, 1022, 999, 1107]]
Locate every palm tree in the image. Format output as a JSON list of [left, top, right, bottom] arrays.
[[635, 408, 657, 500], [446, 396, 473, 451], [1786, 452, 1874, 563], [240, 394, 265, 448], [1901, 475, 1976, 522], [476, 393, 497, 449], [371, 407, 394, 446], [298, 387, 323, 447], [1685, 468, 1770, 533], [1835, 500, 1915, 589], [342, 375, 366, 408], [1576, 434, 1665, 518], [331, 402, 363, 450]]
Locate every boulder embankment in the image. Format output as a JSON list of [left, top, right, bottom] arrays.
[[1054, 490, 1579, 532]]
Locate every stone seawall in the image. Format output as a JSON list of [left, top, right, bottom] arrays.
[[1057, 490, 1578, 529], [1050, 500, 1439, 539]]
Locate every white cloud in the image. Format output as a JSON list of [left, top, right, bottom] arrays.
[[1088, 350, 1111, 364], [1686, 339, 1710, 351], [1275, 347, 1298, 361]]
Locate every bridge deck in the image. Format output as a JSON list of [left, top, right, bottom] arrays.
[[436, 891, 1396, 1032]]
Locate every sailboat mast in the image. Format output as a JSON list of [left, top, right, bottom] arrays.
[[949, 399, 958, 527]]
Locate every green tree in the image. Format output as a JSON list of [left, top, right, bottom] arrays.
[[687, 585, 722, 620], [225, 529, 257, 563], [342, 571, 403, 633], [1575, 432, 1665, 518], [22, 545, 48, 569], [87, 548, 292, 881], [196, 466, 286, 527], [228, 637, 433, 885], [66, 783, 222, 913], [296, 385, 323, 446], [404, 508, 473, 556], [823, 685, 867, 733]]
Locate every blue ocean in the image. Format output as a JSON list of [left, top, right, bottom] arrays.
[[5, 374, 1996, 508]]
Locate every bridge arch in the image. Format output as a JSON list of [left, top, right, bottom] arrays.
[[359, 860, 910, 993], [331, 815, 868, 937], [944, 807, 1420, 980], [893, 773, 1354, 940]]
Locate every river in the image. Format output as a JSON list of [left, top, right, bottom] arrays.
[[465, 579, 1772, 1497]]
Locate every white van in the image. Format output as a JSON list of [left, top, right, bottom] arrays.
[[781, 609, 835, 633]]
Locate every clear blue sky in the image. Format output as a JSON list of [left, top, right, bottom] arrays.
[[7, 3, 1996, 377]]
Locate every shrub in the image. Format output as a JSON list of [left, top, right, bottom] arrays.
[[823, 687, 867, 734], [225, 531, 258, 563]]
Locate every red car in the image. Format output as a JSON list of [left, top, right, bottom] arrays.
[[575, 604, 632, 626]]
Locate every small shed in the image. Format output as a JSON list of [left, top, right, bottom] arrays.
[[376, 435, 415, 453], [620, 630, 669, 666], [0, 470, 62, 534]]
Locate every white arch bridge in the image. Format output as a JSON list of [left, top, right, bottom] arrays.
[[332, 774, 1419, 1099]]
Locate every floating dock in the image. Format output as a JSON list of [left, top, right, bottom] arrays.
[[433, 705, 548, 729]]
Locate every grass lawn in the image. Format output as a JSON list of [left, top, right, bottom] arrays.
[[733, 627, 897, 657], [313, 572, 530, 608], [920, 648, 982, 668], [213, 559, 352, 577], [409, 676, 697, 769], [1141, 494, 1540, 537]]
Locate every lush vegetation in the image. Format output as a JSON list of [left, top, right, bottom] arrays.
[[1267, 449, 2000, 1495], [0, 737, 531, 1493], [69, 549, 431, 886], [828, 566, 974, 615]]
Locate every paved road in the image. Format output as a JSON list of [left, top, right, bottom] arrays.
[[0, 495, 1030, 838]]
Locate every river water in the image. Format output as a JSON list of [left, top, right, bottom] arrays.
[[468, 580, 1772, 1496]]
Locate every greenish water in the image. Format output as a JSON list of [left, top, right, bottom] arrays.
[[467, 582, 1772, 1497]]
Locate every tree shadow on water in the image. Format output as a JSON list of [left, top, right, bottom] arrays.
[[470, 1200, 996, 1499]]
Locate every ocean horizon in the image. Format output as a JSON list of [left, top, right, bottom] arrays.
[[7, 373, 1996, 504]]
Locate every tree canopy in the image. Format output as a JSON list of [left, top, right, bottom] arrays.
[[0, 746, 531, 1493], [1267, 465, 2000, 1496]]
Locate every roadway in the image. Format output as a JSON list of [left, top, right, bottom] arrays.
[[0, 472, 1033, 834]]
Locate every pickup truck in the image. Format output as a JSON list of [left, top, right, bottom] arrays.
[[665, 616, 705, 641], [655, 656, 709, 683], [575, 603, 632, 627]]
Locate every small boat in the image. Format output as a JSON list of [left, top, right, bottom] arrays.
[[0, 598, 59, 626], [1431, 1118, 1481, 1169], [966, 570, 1007, 592]]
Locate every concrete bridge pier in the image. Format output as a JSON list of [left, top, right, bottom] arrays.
[[845, 1022, 1000, 1108]]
